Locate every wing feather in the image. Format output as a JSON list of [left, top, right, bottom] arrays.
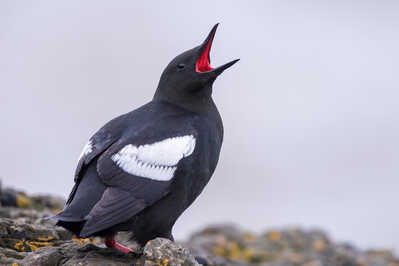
[[79, 187, 146, 237], [75, 111, 198, 236]]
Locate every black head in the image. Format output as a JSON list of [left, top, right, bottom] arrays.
[[153, 24, 239, 107]]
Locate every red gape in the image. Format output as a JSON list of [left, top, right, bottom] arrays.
[[196, 35, 214, 73], [104, 237, 133, 254]]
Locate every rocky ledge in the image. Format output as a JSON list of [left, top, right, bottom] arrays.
[[0, 188, 398, 266]]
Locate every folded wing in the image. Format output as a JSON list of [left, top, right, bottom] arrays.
[[78, 133, 197, 236]]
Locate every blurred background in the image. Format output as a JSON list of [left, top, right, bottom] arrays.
[[1, 0, 398, 252]]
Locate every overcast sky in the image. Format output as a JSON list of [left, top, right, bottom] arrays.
[[1, 0, 398, 252]]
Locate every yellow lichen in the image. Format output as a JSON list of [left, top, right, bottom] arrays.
[[162, 258, 169, 266], [242, 248, 255, 261], [266, 231, 281, 241], [14, 237, 55, 252], [226, 242, 241, 259], [29, 243, 38, 252], [213, 241, 270, 263], [12, 263, 19, 266], [16, 194, 31, 208], [14, 241, 25, 251], [28, 241, 53, 247], [213, 245, 225, 257], [37, 236, 55, 241], [72, 236, 91, 245], [312, 239, 327, 251]]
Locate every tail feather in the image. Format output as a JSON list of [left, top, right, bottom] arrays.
[[45, 212, 84, 222], [56, 220, 86, 236], [47, 159, 106, 236]]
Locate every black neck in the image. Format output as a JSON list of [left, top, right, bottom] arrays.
[[152, 85, 218, 115]]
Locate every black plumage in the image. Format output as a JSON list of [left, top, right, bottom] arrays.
[[50, 24, 239, 252]]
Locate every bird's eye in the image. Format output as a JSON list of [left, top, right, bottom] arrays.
[[177, 63, 185, 69]]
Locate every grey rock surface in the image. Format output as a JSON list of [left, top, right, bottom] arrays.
[[0, 203, 199, 266], [186, 224, 399, 266], [0, 187, 398, 266], [144, 238, 199, 266]]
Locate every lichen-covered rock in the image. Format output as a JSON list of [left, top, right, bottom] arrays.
[[0, 246, 28, 265], [1, 184, 399, 266], [20, 242, 139, 266], [186, 224, 399, 266], [8, 238, 199, 266], [1, 211, 399, 266], [143, 238, 199, 266], [0, 185, 64, 211], [0, 204, 199, 266], [0, 217, 72, 252]]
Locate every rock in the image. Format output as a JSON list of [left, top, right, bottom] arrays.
[[0, 188, 32, 208], [6, 215, 398, 266], [143, 238, 199, 266], [0, 183, 65, 211], [0, 205, 200, 265], [186, 224, 399, 266], [20, 242, 139, 266], [0, 216, 73, 254], [10, 239, 199, 266], [29, 194, 65, 211], [1, 184, 399, 266], [0, 246, 28, 265]]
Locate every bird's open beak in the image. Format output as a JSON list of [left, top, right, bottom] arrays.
[[196, 24, 239, 76]]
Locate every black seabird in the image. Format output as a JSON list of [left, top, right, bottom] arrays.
[[50, 24, 239, 253]]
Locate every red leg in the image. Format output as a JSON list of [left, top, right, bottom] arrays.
[[104, 237, 133, 254]]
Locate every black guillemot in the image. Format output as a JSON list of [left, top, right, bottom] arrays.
[[49, 24, 239, 254]]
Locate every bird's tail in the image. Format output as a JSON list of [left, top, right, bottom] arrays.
[[45, 160, 106, 236]]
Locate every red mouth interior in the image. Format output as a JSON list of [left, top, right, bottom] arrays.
[[196, 35, 214, 73]]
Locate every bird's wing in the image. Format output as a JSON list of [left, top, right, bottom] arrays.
[[79, 186, 147, 237], [74, 125, 121, 181], [79, 128, 197, 237], [66, 115, 126, 205]]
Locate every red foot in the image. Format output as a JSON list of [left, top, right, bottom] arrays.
[[104, 237, 133, 254]]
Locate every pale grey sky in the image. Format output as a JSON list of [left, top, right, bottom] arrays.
[[1, 0, 398, 252]]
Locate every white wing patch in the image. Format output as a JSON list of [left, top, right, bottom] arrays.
[[78, 139, 93, 161], [111, 135, 196, 181]]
